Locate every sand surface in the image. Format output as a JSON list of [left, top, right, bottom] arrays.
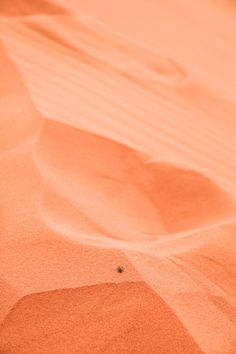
[[0, 0, 236, 353]]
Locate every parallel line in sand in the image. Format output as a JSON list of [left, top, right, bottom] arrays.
[[8, 51, 236, 181], [2, 22, 235, 147], [4, 40, 236, 165]]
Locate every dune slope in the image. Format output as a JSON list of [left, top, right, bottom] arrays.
[[0, 282, 202, 354], [0, 0, 236, 353]]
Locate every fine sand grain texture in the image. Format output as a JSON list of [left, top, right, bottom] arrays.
[[0, 0, 236, 353], [0, 282, 203, 354]]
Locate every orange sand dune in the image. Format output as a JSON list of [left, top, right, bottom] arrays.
[[0, 0, 67, 16], [0, 282, 203, 353], [0, 0, 236, 353]]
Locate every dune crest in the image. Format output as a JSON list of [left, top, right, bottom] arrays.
[[35, 118, 236, 242]]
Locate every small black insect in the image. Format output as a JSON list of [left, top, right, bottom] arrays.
[[117, 266, 125, 273]]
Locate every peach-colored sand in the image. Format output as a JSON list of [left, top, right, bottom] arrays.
[[0, 0, 236, 353]]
